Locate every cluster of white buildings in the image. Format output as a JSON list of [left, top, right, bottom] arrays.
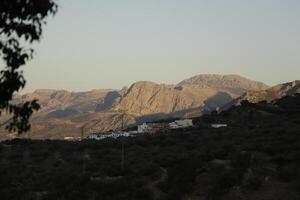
[[86, 119, 229, 141], [169, 119, 194, 129], [137, 119, 194, 134], [87, 131, 133, 140], [87, 119, 194, 141], [211, 124, 228, 129]]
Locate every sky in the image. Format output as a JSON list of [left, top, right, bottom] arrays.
[[6, 0, 300, 92]]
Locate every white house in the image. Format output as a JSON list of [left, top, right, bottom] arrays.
[[114, 131, 131, 137], [64, 136, 79, 141], [87, 134, 109, 140], [169, 119, 193, 129], [138, 123, 151, 133], [211, 124, 228, 128], [87, 131, 133, 140]]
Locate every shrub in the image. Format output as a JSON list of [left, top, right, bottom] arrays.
[[244, 172, 264, 190]]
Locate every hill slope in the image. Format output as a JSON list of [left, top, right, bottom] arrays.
[[223, 80, 300, 110], [15, 89, 113, 121], [240, 80, 300, 103]]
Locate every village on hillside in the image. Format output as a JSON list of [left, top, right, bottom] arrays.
[[83, 119, 228, 141]]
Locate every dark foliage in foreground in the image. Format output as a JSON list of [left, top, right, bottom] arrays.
[[0, 0, 57, 133], [0, 95, 300, 200]]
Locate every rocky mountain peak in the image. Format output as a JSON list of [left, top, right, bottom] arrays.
[[178, 74, 269, 91]]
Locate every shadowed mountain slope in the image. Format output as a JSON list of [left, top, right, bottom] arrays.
[[222, 80, 300, 110], [240, 80, 300, 103]]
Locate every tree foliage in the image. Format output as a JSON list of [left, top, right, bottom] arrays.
[[0, 0, 58, 133]]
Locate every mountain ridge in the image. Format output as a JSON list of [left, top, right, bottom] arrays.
[[178, 74, 269, 93], [0, 74, 283, 140], [222, 80, 300, 110]]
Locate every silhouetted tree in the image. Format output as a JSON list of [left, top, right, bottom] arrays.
[[0, 0, 58, 133]]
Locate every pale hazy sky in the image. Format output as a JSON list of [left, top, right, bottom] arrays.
[[7, 0, 300, 92]]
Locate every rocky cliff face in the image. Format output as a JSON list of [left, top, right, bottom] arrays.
[[112, 75, 269, 117], [112, 81, 218, 116]]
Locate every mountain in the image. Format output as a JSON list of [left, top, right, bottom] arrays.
[[178, 74, 269, 94], [113, 81, 217, 117], [240, 80, 300, 103], [113, 75, 269, 118], [1, 89, 121, 140], [223, 80, 300, 110], [15, 89, 113, 121], [0, 74, 270, 140]]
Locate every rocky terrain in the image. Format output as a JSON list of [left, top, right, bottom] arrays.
[[241, 80, 300, 103], [113, 74, 269, 116], [222, 80, 300, 110], [178, 74, 268, 92], [0, 74, 271, 140], [113, 81, 216, 118]]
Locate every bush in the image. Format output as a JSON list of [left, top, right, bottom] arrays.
[[244, 172, 264, 190], [278, 164, 300, 182]]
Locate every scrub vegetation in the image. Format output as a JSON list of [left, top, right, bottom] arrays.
[[0, 95, 300, 200]]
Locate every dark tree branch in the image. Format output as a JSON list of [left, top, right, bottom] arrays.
[[0, 0, 58, 134]]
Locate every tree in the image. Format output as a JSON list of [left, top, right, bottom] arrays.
[[0, 0, 58, 133]]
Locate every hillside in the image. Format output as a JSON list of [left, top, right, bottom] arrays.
[[27, 112, 136, 140], [14, 89, 113, 121], [223, 80, 300, 110], [0, 95, 299, 200], [241, 80, 300, 103]]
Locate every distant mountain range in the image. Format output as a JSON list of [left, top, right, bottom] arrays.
[[1, 74, 298, 140]]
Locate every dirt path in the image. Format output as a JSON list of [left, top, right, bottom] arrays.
[[147, 167, 168, 200]]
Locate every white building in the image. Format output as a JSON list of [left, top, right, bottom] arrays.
[[87, 134, 107, 140], [64, 136, 79, 141], [211, 124, 228, 128], [87, 131, 132, 140], [169, 119, 193, 129], [138, 123, 151, 133]]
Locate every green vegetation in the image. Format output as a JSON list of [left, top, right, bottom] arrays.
[[0, 95, 300, 200]]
